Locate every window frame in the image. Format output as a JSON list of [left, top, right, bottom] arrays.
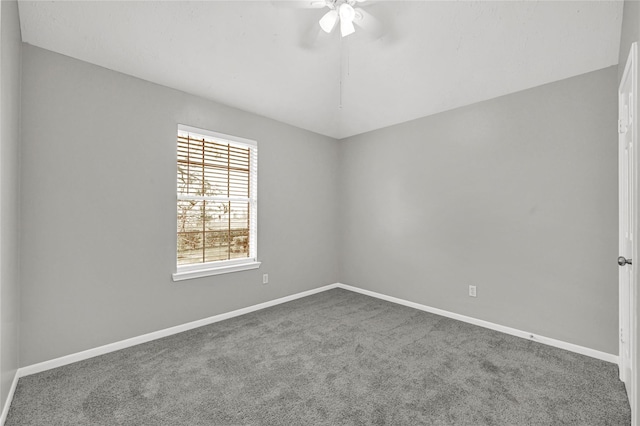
[[172, 124, 260, 282]]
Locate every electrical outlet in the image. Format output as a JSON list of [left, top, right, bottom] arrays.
[[263, 274, 269, 284], [469, 285, 477, 297]]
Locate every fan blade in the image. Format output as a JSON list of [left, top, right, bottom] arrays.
[[308, 1, 329, 8], [270, 1, 327, 9], [353, 0, 383, 6]]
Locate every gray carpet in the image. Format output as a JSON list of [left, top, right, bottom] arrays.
[[6, 288, 631, 425]]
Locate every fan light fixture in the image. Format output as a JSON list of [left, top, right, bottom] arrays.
[[339, 4, 355, 36], [319, 0, 364, 37], [319, 9, 338, 33]]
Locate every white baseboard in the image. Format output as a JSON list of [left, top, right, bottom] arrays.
[[18, 283, 340, 378], [1, 370, 19, 425], [15, 281, 617, 388], [335, 283, 618, 364]]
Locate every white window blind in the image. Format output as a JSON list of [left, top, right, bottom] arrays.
[[176, 125, 258, 276]]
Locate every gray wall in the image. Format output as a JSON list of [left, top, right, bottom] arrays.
[[0, 0, 21, 411], [619, 0, 640, 417], [339, 66, 619, 355], [20, 45, 339, 366], [18, 39, 622, 365]]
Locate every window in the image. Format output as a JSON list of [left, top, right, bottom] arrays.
[[172, 125, 259, 281]]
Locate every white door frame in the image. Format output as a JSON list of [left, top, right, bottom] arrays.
[[0, 0, 3, 417], [620, 41, 638, 425]]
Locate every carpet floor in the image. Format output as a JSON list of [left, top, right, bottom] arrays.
[[6, 288, 631, 425]]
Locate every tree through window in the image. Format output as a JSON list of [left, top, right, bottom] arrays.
[[176, 125, 258, 271]]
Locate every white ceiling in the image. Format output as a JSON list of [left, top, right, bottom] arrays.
[[17, 1, 623, 139]]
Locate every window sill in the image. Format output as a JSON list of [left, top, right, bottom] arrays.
[[172, 261, 261, 282]]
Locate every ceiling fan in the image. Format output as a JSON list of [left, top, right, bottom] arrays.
[[317, 0, 368, 37], [302, 0, 371, 38]]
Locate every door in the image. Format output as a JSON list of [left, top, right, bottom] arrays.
[[620, 42, 637, 415]]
